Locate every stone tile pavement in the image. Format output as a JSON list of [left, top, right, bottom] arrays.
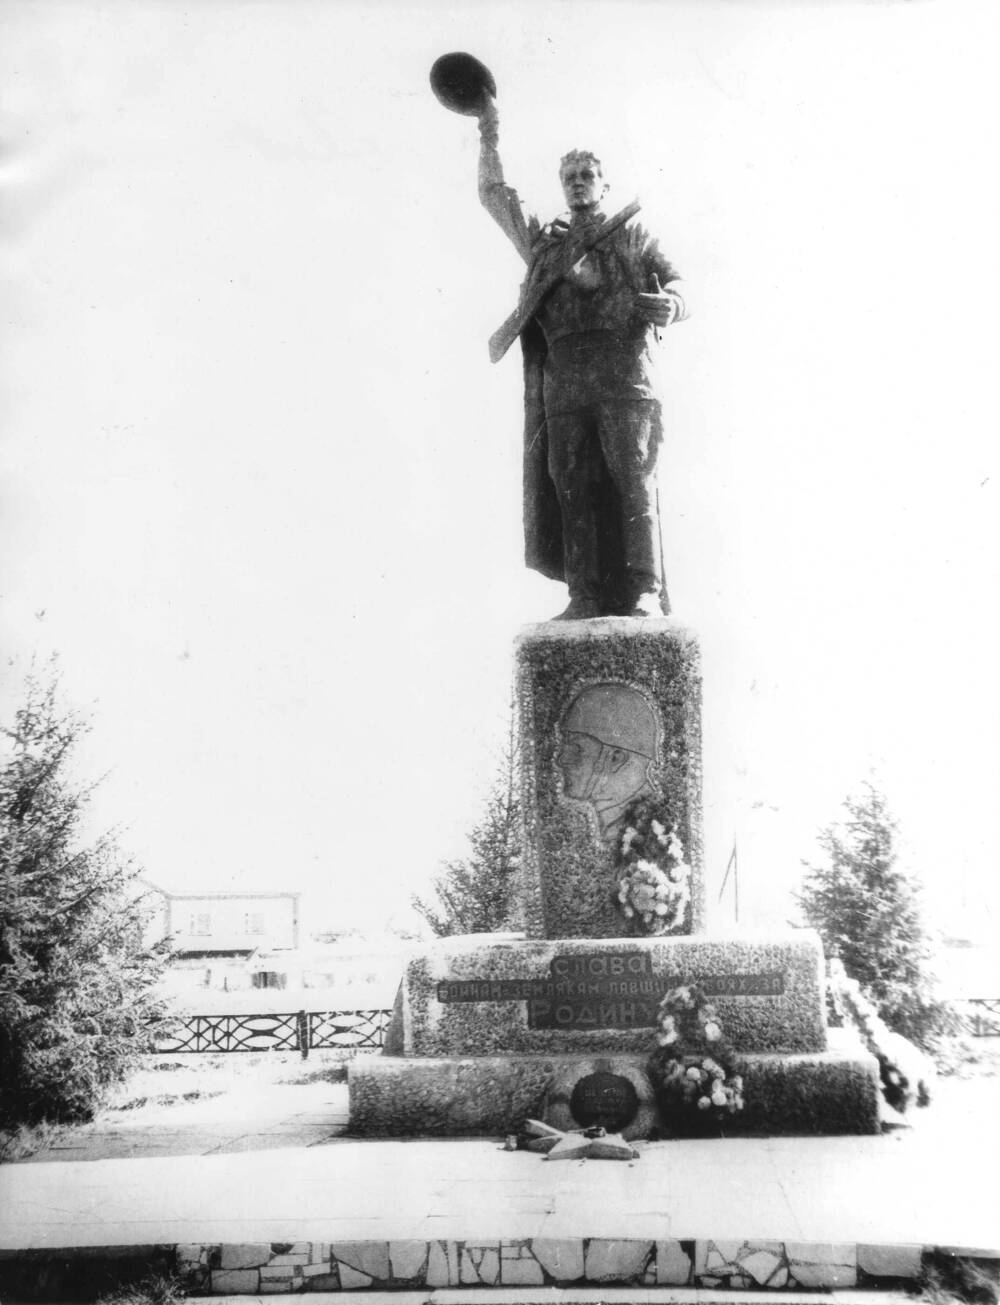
[[21, 1082, 349, 1163], [1, 1131, 998, 1273], [187, 1293, 920, 1305]]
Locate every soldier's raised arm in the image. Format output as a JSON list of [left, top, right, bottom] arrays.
[[477, 96, 539, 264]]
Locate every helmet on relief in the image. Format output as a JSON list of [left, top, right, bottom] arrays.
[[561, 683, 659, 760]]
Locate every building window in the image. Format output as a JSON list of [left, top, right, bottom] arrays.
[[188, 912, 211, 936]]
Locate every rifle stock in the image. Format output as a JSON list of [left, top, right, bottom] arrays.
[[489, 310, 522, 364]]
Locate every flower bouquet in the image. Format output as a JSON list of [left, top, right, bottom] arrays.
[[614, 798, 691, 936], [647, 983, 744, 1135], [826, 959, 934, 1113]]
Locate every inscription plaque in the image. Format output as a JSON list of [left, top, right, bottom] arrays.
[[569, 1071, 639, 1131], [698, 972, 785, 997], [436, 954, 786, 1030], [530, 952, 660, 1030]]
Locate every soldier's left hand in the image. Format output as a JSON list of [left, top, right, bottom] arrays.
[[635, 273, 680, 327]]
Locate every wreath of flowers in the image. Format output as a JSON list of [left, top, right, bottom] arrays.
[[826, 959, 933, 1113], [647, 983, 744, 1132], [613, 797, 691, 936]]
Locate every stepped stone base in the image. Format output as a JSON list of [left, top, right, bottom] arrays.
[[347, 1034, 881, 1138], [393, 930, 826, 1057]]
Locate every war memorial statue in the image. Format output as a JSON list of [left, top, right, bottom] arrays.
[[437, 55, 688, 620], [347, 54, 881, 1158]]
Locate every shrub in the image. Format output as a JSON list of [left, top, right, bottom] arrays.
[[0, 1119, 63, 1162], [96, 1272, 186, 1305], [920, 1252, 1000, 1305]]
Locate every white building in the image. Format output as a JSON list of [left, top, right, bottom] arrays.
[[141, 884, 300, 954], [139, 883, 302, 998]]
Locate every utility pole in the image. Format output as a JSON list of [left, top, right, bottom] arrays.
[[719, 840, 739, 925]]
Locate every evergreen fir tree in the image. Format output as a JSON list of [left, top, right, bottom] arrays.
[[799, 782, 959, 1053], [0, 675, 169, 1127], [412, 716, 521, 937]]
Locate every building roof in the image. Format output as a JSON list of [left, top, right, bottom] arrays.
[[138, 880, 300, 902]]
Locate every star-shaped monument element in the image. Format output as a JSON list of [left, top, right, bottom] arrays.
[[519, 1118, 639, 1161]]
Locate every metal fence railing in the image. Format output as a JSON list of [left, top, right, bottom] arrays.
[[963, 998, 1000, 1038], [155, 999, 1000, 1053], [155, 1008, 393, 1056]]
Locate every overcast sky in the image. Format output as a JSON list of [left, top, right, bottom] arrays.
[[2, 0, 999, 946]]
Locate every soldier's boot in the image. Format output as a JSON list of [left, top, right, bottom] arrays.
[[620, 487, 667, 618], [554, 502, 603, 621], [554, 595, 602, 621]]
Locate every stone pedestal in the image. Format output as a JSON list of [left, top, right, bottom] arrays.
[[516, 619, 704, 938], [348, 618, 880, 1139]]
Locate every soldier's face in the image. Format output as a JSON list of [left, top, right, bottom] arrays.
[[590, 748, 650, 809], [560, 160, 603, 211], [558, 731, 651, 810], [558, 731, 603, 799]]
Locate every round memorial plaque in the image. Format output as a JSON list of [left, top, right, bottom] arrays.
[[569, 1071, 639, 1132]]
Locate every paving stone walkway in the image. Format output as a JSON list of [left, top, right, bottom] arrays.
[[0, 1076, 996, 1298], [19, 1082, 348, 1163], [7, 1127, 996, 1253], [2, 1080, 998, 1249]]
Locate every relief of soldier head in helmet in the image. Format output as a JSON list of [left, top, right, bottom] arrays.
[[556, 682, 660, 840]]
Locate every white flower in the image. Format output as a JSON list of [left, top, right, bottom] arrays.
[[697, 1095, 711, 1110], [623, 904, 634, 918], [711, 1089, 727, 1108], [685, 1066, 702, 1082], [657, 1029, 678, 1046], [654, 901, 669, 915], [621, 827, 637, 852], [668, 864, 687, 883], [704, 1021, 721, 1042]]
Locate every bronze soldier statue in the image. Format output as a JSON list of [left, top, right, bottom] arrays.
[[433, 54, 688, 620]]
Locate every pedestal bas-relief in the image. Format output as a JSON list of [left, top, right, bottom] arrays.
[[557, 683, 659, 841]]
